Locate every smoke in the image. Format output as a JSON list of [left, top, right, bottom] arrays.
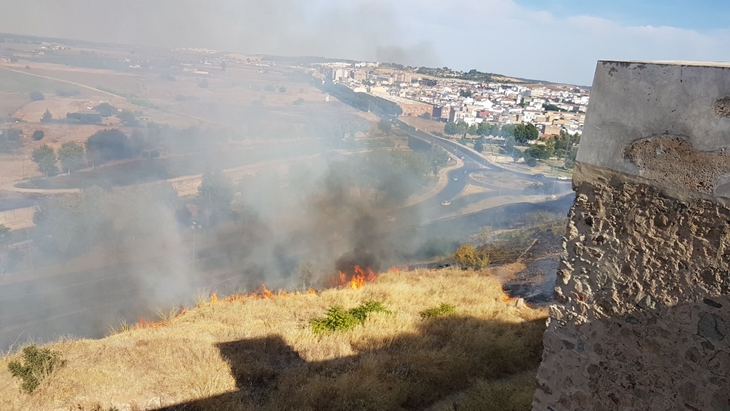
[[376, 41, 441, 67], [0, 0, 548, 353], [0, 0, 436, 66]]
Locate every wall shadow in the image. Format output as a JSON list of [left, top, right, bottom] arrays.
[[154, 315, 546, 411]]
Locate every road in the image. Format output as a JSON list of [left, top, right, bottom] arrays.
[[0, 122, 573, 351]]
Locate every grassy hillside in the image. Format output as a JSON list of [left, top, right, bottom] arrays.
[[0, 266, 547, 411]]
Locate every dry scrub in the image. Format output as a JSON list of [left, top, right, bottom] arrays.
[[0, 267, 546, 411]]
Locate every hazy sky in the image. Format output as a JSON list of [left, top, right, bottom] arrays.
[[2, 0, 730, 85]]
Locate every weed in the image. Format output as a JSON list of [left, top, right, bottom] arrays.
[[8, 345, 65, 393], [421, 303, 456, 319], [155, 307, 180, 324], [311, 301, 391, 334], [193, 290, 210, 308]]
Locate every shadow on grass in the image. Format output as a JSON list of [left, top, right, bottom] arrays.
[[154, 315, 545, 411]]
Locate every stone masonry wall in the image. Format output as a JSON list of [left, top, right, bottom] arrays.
[[532, 163, 730, 410]]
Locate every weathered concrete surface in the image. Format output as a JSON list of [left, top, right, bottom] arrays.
[[577, 60, 730, 178], [534, 61, 730, 411]]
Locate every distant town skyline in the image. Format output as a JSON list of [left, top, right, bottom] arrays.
[[2, 0, 729, 85]]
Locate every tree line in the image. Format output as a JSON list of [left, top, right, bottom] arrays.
[[445, 121, 540, 144]]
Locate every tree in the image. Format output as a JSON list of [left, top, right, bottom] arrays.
[[31, 144, 58, 176], [198, 79, 209, 88], [279, 86, 287, 93], [85, 129, 131, 166], [117, 110, 139, 127], [32, 130, 44, 141], [198, 171, 234, 226], [459, 89, 473, 98], [0, 129, 23, 154], [296, 261, 316, 291], [454, 244, 489, 270], [94, 103, 118, 117], [476, 226, 492, 245], [444, 121, 459, 136], [41, 109, 52, 123], [378, 119, 392, 135], [264, 84, 276, 92], [467, 124, 478, 136], [474, 138, 484, 153], [29, 91, 45, 101], [524, 144, 553, 160], [57, 142, 85, 173]]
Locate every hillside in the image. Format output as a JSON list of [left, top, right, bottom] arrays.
[[0, 266, 547, 411]]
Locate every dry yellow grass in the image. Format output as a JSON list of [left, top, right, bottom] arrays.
[[0, 267, 547, 411]]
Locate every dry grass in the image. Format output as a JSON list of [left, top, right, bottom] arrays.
[[0, 267, 547, 411]]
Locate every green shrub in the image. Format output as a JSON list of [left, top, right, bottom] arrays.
[[454, 244, 490, 270], [8, 345, 65, 393], [421, 303, 456, 319], [311, 301, 390, 334]]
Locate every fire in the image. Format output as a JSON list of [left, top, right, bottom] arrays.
[[210, 292, 218, 304], [307, 288, 317, 295], [338, 265, 377, 290], [251, 283, 274, 299]]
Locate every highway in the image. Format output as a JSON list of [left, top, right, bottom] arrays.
[[0, 124, 573, 351]]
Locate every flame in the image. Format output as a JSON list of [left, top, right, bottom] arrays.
[[211, 292, 218, 304], [337, 265, 377, 290], [307, 288, 317, 295], [251, 283, 274, 299]]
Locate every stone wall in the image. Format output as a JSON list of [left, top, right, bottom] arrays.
[[534, 61, 730, 410]]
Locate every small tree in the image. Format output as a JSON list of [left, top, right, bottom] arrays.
[[198, 79, 209, 88], [31, 144, 58, 177], [444, 121, 459, 136], [7, 345, 65, 393], [198, 171, 234, 226], [94, 103, 118, 117], [29, 91, 45, 101], [58, 141, 85, 173], [454, 244, 489, 270], [31, 130, 44, 141], [476, 226, 492, 245], [41, 109, 52, 123], [296, 261, 316, 291], [474, 138, 484, 153], [279, 86, 287, 93]]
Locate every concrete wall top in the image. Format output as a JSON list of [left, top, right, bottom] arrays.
[[577, 60, 730, 189]]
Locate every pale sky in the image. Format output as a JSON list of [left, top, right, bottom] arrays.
[[2, 0, 730, 85]]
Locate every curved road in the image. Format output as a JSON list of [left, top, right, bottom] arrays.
[[0, 123, 573, 351]]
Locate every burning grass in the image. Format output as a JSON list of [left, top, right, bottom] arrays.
[[0, 265, 546, 411]]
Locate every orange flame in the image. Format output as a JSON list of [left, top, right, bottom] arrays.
[[307, 288, 317, 295], [211, 292, 218, 304], [251, 283, 274, 299], [338, 265, 377, 290]]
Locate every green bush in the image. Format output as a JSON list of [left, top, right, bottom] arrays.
[[421, 303, 456, 319], [8, 345, 65, 393], [454, 244, 490, 270], [311, 301, 390, 334]]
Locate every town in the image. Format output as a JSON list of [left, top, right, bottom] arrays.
[[314, 62, 587, 135]]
